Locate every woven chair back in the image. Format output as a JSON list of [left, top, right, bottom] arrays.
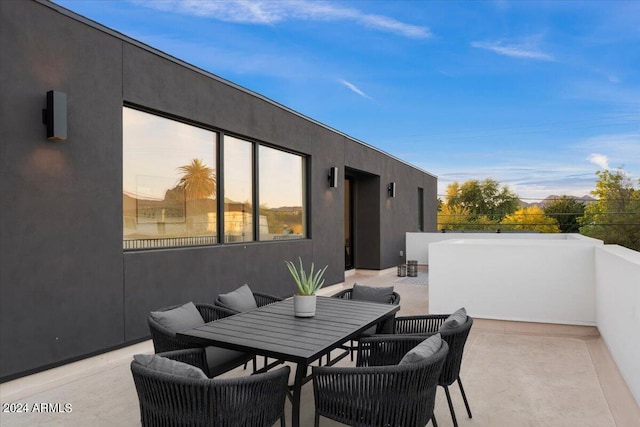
[[131, 355, 289, 427]]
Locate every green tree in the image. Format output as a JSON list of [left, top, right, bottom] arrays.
[[501, 206, 561, 233], [445, 178, 519, 222], [438, 203, 469, 230], [543, 196, 585, 233], [579, 170, 640, 251], [176, 158, 216, 201], [437, 204, 499, 231]]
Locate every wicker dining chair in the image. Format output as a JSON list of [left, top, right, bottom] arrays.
[[331, 285, 401, 361], [147, 302, 254, 377], [313, 335, 448, 427], [131, 348, 290, 427], [213, 285, 283, 371], [394, 311, 474, 427], [148, 302, 233, 353]]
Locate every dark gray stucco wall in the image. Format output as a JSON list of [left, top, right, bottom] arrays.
[[424, 173, 439, 234], [379, 160, 436, 268], [0, 0, 125, 378], [119, 36, 346, 342], [346, 145, 437, 270], [0, 0, 437, 380], [123, 240, 315, 341]]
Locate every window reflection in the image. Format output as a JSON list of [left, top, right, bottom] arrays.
[[224, 136, 254, 242], [123, 107, 306, 249], [259, 146, 305, 241], [123, 107, 217, 249]]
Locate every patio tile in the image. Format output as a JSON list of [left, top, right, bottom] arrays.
[[456, 332, 615, 427]]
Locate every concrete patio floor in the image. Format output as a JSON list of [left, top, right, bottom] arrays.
[[1, 268, 639, 426]]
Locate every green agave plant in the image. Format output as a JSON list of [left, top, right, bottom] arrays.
[[285, 257, 328, 296]]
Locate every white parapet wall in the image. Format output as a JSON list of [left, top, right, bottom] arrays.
[[429, 238, 598, 325], [406, 232, 599, 265], [595, 245, 640, 406], [426, 234, 639, 406]]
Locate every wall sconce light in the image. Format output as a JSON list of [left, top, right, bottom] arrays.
[[328, 167, 338, 188], [388, 182, 396, 198], [42, 90, 67, 141]]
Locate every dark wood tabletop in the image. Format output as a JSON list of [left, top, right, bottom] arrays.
[[177, 295, 400, 427]]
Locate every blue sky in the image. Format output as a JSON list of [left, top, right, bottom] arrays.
[[56, 0, 639, 201]]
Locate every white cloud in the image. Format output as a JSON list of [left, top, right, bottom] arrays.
[[577, 133, 640, 172], [471, 40, 554, 61], [360, 14, 431, 39], [587, 153, 610, 170], [136, 0, 431, 39], [339, 79, 372, 99]]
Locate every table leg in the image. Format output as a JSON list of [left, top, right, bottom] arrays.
[[291, 362, 308, 427]]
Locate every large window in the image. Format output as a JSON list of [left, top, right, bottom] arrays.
[[224, 136, 254, 242], [123, 107, 307, 250], [259, 145, 306, 240], [123, 107, 217, 249]]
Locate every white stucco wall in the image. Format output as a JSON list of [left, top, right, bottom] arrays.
[[426, 235, 639, 406], [595, 245, 640, 406], [429, 238, 597, 325], [407, 232, 600, 265]]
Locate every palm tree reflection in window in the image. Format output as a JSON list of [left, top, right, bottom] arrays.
[[169, 158, 217, 235], [176, 158, 216, 200]]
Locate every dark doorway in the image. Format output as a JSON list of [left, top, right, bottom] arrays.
[[344, 176, 354, 270], [344, 169, 380, 270]]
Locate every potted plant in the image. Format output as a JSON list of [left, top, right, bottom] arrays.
[[285, 257, 328, 317]]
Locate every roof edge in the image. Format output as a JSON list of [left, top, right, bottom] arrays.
[[37, 0, 437, 179]]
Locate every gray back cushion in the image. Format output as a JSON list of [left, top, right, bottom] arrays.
[[218, 284, 258, 312], [134, 354, 207, 379], [439, 307, 467, 332], [150, 302, 205, 332], [399, 334, 442, 365], [351, 283, 394, 304]]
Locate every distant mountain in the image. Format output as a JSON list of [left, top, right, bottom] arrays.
[[520, 195, 597, 208]]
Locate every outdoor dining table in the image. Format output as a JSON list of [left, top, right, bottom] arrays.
[[177, 295, 400, 427]]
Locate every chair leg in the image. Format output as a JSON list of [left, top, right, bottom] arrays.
[[443, 385, 459, 427], [280, 414, 286, 427], [431, 415, 438, 427], [457, 377, 472, 418], [350, 340, 355, 362], [314, 412, 320, 427]]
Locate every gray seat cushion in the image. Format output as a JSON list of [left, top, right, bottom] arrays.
[[351, 283, 394, 304], [134, 353, 207, 379], [399, 334, 442, 365], [205, 346, 252, 377], [150, 302, 205, 332], [439, 307, 467, 332], [218, 284, 258, 312]]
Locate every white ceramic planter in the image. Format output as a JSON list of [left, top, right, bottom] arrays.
[[293, 294, 316, 317]]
